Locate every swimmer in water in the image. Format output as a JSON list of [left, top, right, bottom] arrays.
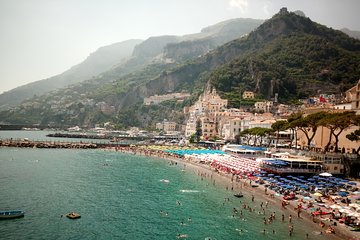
[[176, 234, 188, 239]]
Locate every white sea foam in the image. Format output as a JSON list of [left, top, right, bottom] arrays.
[[179, 189, 200, 193]]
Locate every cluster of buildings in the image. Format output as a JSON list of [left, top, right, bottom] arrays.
[[181, 80, 360, 152], [183, 87, 280, 142]]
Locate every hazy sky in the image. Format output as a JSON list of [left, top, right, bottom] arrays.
[[1, 0, 359, 94]]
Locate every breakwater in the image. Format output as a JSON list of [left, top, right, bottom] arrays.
[[0, 139, 98, 149], [46, 133, 108, 140]]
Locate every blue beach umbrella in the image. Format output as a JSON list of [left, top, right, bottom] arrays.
[[338, 191, 348, 197], [268, 174, 274, 177], [348, 182, 357, 186]]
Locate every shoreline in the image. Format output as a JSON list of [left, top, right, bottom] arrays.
[[108, 146, 360, 240]]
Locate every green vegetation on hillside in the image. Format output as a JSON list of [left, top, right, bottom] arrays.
[[1, 10, 360, 129]]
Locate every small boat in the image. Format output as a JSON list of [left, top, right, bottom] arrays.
[[0, 210, 25, 219], [234, 193, 244, 198], [66, 212, 81, 219]]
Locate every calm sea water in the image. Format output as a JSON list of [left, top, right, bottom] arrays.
[[0, 132, 338, 240], [0, 130, 111, 144]]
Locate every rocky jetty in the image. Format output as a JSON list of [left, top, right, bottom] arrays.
[[0, 139, 97, 149]]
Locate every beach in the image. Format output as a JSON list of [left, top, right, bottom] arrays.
[[109, 145, 360, 240]]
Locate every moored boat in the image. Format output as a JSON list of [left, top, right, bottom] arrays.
[[0, 210, 25, 219], [66, 212, 81, 219]]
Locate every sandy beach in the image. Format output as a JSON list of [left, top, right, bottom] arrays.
[[107, 146, 360, 240]]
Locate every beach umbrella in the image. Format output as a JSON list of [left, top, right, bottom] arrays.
[[287, 175, 293, 178], [298, 176, 305, 179], [314, 192, 323, 197], [275, 176, 281, 178], [268, 174, 274, 177], [319, 172, 332, 177], [303, 196, 312, 200], [348, 182, 357, 186], [339, 191, 348, 197]]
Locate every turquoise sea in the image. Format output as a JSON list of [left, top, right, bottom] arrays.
[[0, 132, 341, 240]]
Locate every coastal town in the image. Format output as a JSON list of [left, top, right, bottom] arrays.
[[24, 79, 358, 177], [2, 79, 359, 238], [1, 3, 360, 239]]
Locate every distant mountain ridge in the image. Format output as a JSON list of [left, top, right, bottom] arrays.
[[341, 28, 360, 40], [0, 39, 143, 110], [0, 18, 263, 111]]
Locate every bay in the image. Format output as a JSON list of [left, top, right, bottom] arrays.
[[0, 132, 339, 239]]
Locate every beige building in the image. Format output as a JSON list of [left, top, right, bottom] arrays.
[[348, 80, 360, 112], [156, 120, 177, 133], [242, 91, 255, 99], [254, 101, 273, 112], [184, 87, 228, 139], [312, 154, 344, 175], [222, 118, 242, 140], [185, 115, 197, 138], [248, 118, 276, 129], [144, 92, 190, 105], [333, 103, 352, 110], [297, 125, 359, 153], [200, 117, 217, 138]]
